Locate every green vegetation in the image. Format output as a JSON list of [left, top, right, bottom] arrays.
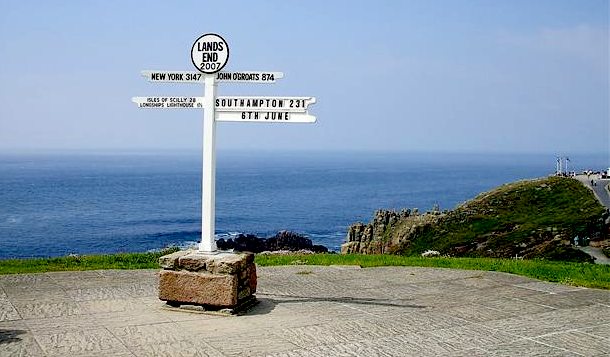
[[0, 248, 179, 275], [256, 254, 610, 290], [391, 177, 606, 261], [1, 251, 608, 290]]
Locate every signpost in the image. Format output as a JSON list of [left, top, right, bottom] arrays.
[[133, 34, 316, 253]]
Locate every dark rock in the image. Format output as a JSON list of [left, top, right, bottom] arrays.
[[267, 231, 313, 251], [215, 231, 328, 253], [311, 244, 329, 253], [216, 238, 233, 250], [234, 234, 267, 252]]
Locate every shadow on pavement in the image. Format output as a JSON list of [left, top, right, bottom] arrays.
[[245, 294, 426, 316], [0, 329, 27, 345]]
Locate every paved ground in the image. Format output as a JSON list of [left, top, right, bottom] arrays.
[[1, 266, 609, 357]]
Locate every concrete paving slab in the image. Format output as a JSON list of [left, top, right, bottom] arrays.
[[425, 323, 521, 352], [0, 320, 46, 356], [127, 339, 223, 357], [0, 298, 20, 322], [577, 323, 610, 342], [515, 281, 586, 294], [535, 331, 610, 356], [207, 331, 300, 356], [519, 291, 608, 310], [480, 338, 580, 356], [33, 327, 132, 357], [438, 303, 518, 322], [0, 266, 608, 356], [12, 300, 85, 320], [478, 297, 557, 316]]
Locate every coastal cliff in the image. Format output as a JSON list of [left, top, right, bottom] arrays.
[[342, 209, 444, 254], [342, 177, 608, 262]]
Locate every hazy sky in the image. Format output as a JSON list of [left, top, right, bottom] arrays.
[[0, 0, 608, 154]]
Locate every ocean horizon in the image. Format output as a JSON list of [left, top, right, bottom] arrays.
[[1, 150, 608, 259]]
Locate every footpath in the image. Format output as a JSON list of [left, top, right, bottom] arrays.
[[574, 174, 610, 264], [574, 174, 610, 212], [1, 266, 609, 356], [578, 246, 610, 265]]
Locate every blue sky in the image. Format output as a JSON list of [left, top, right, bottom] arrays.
[[0, 0, 607, 155]]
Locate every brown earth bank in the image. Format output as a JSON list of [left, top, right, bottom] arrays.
[[342, 177, 609, 263]]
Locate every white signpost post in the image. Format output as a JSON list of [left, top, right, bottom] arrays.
[[133, 34, 316, 254]]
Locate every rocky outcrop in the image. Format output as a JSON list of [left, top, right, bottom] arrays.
[[341, 209, 444, 254], [216, 231, 328, 253]]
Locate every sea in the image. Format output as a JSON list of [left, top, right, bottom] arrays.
[[0, 151, 607, 259]]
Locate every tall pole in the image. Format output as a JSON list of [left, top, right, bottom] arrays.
[[200, 74, 218, 252], [556, 157, 559, 175]]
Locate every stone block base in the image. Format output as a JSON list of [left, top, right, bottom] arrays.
[[158, 250, 256, 308], [161, 295, 259, 315]]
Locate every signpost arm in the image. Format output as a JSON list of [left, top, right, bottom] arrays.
[[200, 74, 218, 252]]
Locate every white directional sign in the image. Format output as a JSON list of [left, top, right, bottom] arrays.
[[141, 71, 283, 83], [141, 71, 204, 83], [215, 97, 315, 112], [216, 111, 316, 123], [132, 96, 203, 108], [191, 33, 229, 74], [131, 96, 315, 113], [134, 34, 316, 253], [216, 71, 283, 83]]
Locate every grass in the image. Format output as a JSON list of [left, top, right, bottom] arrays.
[[0, 249, 178, 275], [257, 254, 610, 290], [1, 251, 608, 290]]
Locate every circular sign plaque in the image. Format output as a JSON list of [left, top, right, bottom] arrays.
[[191, 33, 229, 74]]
